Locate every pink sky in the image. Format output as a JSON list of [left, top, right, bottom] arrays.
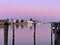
[[0, 0, 60, 19]]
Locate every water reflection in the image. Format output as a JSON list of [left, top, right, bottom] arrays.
[[0, 24, 51, 45], [15, 24, 19, 29], [15, 20, 19, 28]]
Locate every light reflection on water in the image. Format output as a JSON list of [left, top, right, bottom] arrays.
[[0, 24, 51, 45]]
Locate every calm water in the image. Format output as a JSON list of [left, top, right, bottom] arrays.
[[0, 24, 51, 45]]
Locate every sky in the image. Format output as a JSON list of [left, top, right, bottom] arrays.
[[0, 0, 60, 20]]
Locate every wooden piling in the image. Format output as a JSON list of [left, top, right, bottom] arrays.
[[4, 21, 9, 45], [12, 22, 15, 45], [51, 24, 53, 45], [34, 22, 36, 45]]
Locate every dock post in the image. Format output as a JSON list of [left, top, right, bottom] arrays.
[[34, 22, 36, 45], [4, 21, 9, 45], [51, 23, 53, 45], [11, 18, 15, 45]]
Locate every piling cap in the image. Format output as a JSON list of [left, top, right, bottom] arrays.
[[4, 21, 9, 25]]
